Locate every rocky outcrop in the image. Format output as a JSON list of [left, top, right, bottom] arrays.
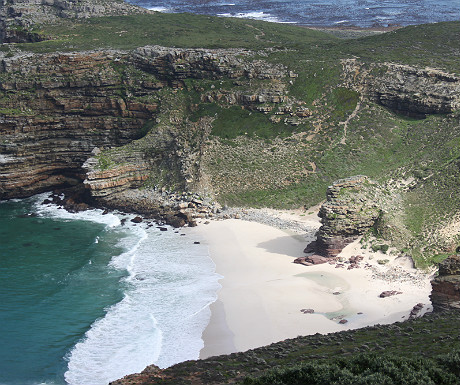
[[307, 176, 381, 257], [430, 252, 460, 311], [342, 59, 460, 116], [0, 0, 147, 42], [132, 46, 288, 83]]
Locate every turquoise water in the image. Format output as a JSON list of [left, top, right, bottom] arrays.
[[0, 197, 130, 385], [0, 195, 220, 385]]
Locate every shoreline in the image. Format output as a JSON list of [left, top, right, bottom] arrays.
[[193, 208, 433, 359]]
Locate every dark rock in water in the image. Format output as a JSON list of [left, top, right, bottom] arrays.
[[120, 218, 127, 226], [158, 227, 168, 232], [308, 176, 381, 257], [131, 216, 143, 223], [102, 209, 110, 215], [300, 308, 315, 314], [194, 241, 201, 244], [339, 319, 348, 324], [431, 253, 460, 311], [43, 199, 53, 205], [379, 290, 402, 298]]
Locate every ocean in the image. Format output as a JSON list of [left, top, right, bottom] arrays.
[[126, 0, 460, 27], [0, 194, 220, 385]]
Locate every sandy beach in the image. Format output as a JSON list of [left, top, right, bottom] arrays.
[[193, 208, 434, 359]]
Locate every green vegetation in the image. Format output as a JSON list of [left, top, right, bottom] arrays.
[[148, 310, 460, 384], [244, 351, 460, 385]]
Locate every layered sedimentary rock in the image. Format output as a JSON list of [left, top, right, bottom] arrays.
[[0, 46, 289, 201], [0, 50, 158, 198], [309, 176, 381, 257], [431, 253, 460, 311], [342, 59, 460, 116]]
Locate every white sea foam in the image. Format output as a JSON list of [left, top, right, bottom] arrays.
[[35, 202, 223, 384], [33, 193, 121, 228], [147, 6, 169, 12], [217, 11, 294, 23]]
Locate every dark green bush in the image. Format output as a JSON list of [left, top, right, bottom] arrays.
[[244, 351, 460, 385]]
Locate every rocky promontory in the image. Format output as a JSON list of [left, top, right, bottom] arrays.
[[306, 176, 382, 257]]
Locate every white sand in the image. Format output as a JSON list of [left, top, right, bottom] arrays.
[[193, 210, 433, 359]]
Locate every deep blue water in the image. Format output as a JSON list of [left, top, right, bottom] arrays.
[[0, 195, 219, 385], [127, 0, 460, 27]]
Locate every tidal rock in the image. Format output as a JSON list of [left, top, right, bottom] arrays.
[[430, 253, 460, 311], [131, 216, 143, 223], [294, 255, 329, 266]]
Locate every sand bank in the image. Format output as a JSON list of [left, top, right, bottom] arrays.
[[193, 209, 433, 359]]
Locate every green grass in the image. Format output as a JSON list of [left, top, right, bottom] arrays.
[[16, 14, 459, 74], [19, 13, 337, 53]]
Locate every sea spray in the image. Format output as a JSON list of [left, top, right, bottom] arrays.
[[65, 218, 221, 385]]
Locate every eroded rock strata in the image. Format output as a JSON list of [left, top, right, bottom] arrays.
[[308, 176, 381, 257], [431, 252, 460, 311], [342, 59, 460, 116]]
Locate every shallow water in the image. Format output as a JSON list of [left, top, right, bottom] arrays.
[[0, 195, 220, 385], [127, 0, 460, 27]]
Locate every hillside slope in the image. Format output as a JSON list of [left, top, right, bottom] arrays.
[[1, 14, 459, 265]]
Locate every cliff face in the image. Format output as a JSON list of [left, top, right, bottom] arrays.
[[431, 253, 460, 311], [0, 50, 159, 198], [0, 46, 289, 201], [342, 59, 460, 116]]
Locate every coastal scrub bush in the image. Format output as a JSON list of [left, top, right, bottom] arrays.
[[243, 351, 460, 385]]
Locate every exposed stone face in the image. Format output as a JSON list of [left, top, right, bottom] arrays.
[[431, 253, 460, 311], [0, 46, 289, 201], [132, 46, 288, 83], [312, 176, 381, 257], [0, 50, 156, 199], [342, 59, 460, 116]]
